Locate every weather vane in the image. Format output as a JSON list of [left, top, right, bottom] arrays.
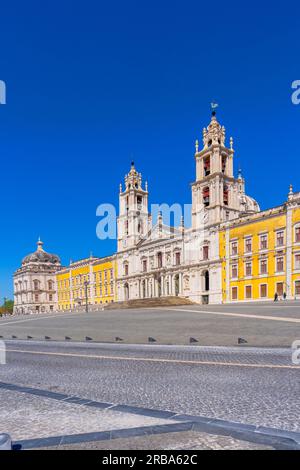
[[210, 101, 219, 116]]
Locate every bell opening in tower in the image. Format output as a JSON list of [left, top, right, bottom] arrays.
[[222, 155, 227, 174], [203, 186, 210, 207], [204, 157, 210, 176], [224, 185, 229, 206]]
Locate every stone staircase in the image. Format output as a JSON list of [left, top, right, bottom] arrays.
[[103, 296, 195, 310]]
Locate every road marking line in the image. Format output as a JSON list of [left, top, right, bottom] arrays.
[[158, 308, 300, 323], [2, 348, 299, 369], [0, 313, 76, 327]]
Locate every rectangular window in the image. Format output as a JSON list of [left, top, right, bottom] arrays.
[[245, 285, 252, 299], [276, 256, 284, 272], [175, 252, 181, 265], [124, 264, 129, 276], [276, 231, 284, 247], [231, 287, 238, 300], [260, 284, 267, 298], [203, 246, 209, 260], [142, 259, 147, 272], [295, 281, 300, 295], [245, 262, 252, 277], [260, 234, 268, 250], [260, 259, 267, 274], [295, 254, 300, 270], [245, 238, 251, 252], [245, 237, 252, 253], [231, 264, 238, 278], [157, 253, 163, 268], [231, 241, 238, 256], [296, 227, 300, 243]]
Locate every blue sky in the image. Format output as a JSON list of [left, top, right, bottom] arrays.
[[0, 1, 299, 298]]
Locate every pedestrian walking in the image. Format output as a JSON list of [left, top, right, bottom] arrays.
[[274, 292, 278, 302]]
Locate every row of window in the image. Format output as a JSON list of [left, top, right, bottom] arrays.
[[231, 281, 300, 300], [58, 270, 114, 289], [138, 248, 210, 274], [15, 280, 54, 292], [231, 227, 300, 256], [16, 293, 54, 302], [58, 283, 114, 301], [230, 254, 300, 278], [33, 293, 53, 302], [124, 251, 183, 276]]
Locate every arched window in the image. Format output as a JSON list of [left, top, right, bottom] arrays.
[[48, 280, 53, 290], [124, 282, 129, 300], [123, 262, 129, 276], [33, 280, 40, 291], [203, 270, 209, 291]]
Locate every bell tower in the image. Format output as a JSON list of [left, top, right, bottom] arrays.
[[192, 107, 250, 228], [117, 162, 151, 251]]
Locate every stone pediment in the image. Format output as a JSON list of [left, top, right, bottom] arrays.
[[136, 223, 182, 248]]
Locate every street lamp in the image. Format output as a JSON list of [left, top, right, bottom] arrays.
[[84, 281, 89, 313], [3, 297, 6, 315]]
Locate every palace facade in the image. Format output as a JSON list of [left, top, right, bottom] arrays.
[[220, 188, 300, 302], [115, 112, 262, 304], [13, 112, 300, 311], [56, 255, 116, 310]]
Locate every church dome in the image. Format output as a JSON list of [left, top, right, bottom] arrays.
[[239, 194, 260, 213], [22, 239, 61, 266]]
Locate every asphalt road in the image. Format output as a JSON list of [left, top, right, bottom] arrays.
[[1, 301, 300, 346], [1, 339, 299, 436]]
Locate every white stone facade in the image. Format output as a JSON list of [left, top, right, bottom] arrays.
[[13, 239, 61, 314], [116, 113, 259, 304]]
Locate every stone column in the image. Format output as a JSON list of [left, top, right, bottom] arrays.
[[161, 275, 164, 297], [179, 272, 183, 295]]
